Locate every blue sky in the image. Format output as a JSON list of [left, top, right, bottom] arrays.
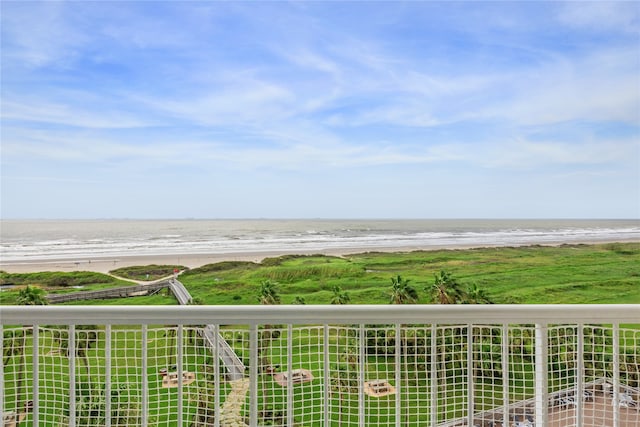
[[1, 1, 638, 219]]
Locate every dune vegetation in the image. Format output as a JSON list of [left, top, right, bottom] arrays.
[[1, 242, 639, 305]]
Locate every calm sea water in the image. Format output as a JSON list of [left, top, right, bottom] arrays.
[[0, 219, 638, 262]]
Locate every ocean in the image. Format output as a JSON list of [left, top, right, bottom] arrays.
[[1, 219, 638, 263]]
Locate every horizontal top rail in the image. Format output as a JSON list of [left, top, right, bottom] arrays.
[[1, 304, 639, 325]]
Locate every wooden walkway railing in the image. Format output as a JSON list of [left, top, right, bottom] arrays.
[[168, 278, 246, 379], [168, 278, 192, 305], [46, 282, 169, 304]]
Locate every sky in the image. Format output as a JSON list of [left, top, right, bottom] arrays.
[[1, 1, 639, 219]]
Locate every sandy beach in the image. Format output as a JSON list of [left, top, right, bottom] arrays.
[[0, 246, 439, 274], [0, 250, 339, 274], [2, 240, 638, 274]]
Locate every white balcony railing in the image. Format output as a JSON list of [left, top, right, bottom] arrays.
[[2, 305, 639, 427]]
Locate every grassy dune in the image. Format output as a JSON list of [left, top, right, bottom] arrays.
[[179, 243, 640, 305], [1, 242, 639, 305]]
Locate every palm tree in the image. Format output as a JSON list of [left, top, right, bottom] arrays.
[[51, 326, 99, 389], [389, 275, 418, 304], [256, 280, 281, 422], [16, 285, 48, 305], [464, 283, 493, 304], [3, 328, 25, 367], [10, 285, 47, 420], [331, 342, 360, 425], [189, 360, 217, 426], [428, 270, 465, 304], [330, 285, 351, 305], [257, 280, 281, 305], [3, 328, 29, 421], [75, 326, 99, 389], [388, 274, 418, 423]]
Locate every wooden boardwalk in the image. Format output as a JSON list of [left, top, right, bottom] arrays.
[[46, 282, 168, 303], [47, 277, 246, 380], [168, 278, 246, 380]]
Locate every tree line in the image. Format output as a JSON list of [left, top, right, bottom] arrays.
[[257, 270, 493, 306]]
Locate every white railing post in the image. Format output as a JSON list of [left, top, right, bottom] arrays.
[[612, 323, 620, 427], [31, 325, 39, 427], [69, 325, 76, 426], [395, 324, 402, 427], [249, 324, 258, 427], [177, 325, 183, 426], [535, 323, 549, 427], [430, 324, 437, 426], [214, 324, 221, 427], [323, 325, 330, 427], [358, 324, 365, 427], [502, 324, 509, 426], [467, 324, 474, 427], [287, 324, 293, 426], [105, 325, 111, 427], [142, 325, 148, 427], [576, 324, 584, 427]]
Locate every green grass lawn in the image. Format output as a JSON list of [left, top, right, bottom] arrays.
[[2, 243, 639, 426]]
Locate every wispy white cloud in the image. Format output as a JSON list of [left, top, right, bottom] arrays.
[[1, 2, 86, 68], [2, 96, 152, 129], [4, 116, 633, 177], [493, 47, 640, 126], [478, 137, 639, 170], [1, 1, 638, 218], [557, 2, 640, 34], [135, 80, 296, 127]]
